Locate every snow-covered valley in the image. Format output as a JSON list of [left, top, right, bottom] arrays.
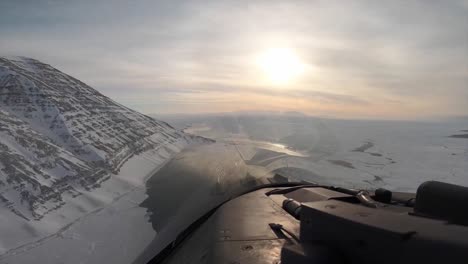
[[165, 113, 468, 192]]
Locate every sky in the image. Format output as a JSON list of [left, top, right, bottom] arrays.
[[1, 0, 467, 119]]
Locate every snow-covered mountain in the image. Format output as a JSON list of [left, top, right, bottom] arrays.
[[0, 56, 207, 221]]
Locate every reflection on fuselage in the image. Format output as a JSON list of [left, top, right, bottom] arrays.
[[135, 142, 278, 263]]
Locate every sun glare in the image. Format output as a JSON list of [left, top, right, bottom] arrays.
[[257, 48, 305, 85]]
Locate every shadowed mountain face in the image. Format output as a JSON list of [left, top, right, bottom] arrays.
[[0, 57, 202, 220]]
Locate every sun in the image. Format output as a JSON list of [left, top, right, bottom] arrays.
[[257, 48, 305, 84]]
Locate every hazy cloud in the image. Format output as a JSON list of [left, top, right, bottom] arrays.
[[0, 0, 466, 119]]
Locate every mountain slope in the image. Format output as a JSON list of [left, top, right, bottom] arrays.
[[0, 56, 207, 220]]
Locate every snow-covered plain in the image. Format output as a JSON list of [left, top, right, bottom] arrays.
[[165, 113, 468, 192]]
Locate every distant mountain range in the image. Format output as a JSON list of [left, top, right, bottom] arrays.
[[0, 56, 209, 220]]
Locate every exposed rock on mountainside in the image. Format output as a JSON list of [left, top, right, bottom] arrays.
[[0, 56, 208, 220]]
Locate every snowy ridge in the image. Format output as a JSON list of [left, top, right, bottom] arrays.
[[0, 56, 209, 221]]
